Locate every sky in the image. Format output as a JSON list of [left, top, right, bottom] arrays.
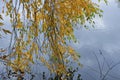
[[0, 0, 120, 80], [70, 0, 120, 80]]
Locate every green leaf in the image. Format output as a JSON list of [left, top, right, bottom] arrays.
[[104, 0, 108, 5]]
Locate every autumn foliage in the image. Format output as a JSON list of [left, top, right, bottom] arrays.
[[0, 0, 105, 79]]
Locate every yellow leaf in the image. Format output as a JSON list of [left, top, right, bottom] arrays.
[[24, 0, 29, 2], [0, 22, 4, 26], [2, 29, 12, 34], [0, 15, 3, 20], [16, 22, 23, 28]]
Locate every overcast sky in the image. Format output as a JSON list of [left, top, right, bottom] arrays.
[[0, 0, 120, 80], [70, 0, 120, 80]]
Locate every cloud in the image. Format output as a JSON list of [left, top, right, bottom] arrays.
[[72, 0, 120, 79], [94, 17, 106, 29]]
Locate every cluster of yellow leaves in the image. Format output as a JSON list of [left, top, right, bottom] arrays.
[[1, 0, 104, 76], [8, 39, 39, 72], [37, 0, 102, 74], [16, 14, 23, 28]]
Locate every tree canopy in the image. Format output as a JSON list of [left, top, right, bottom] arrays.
[[0, 0, 106, 79]]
